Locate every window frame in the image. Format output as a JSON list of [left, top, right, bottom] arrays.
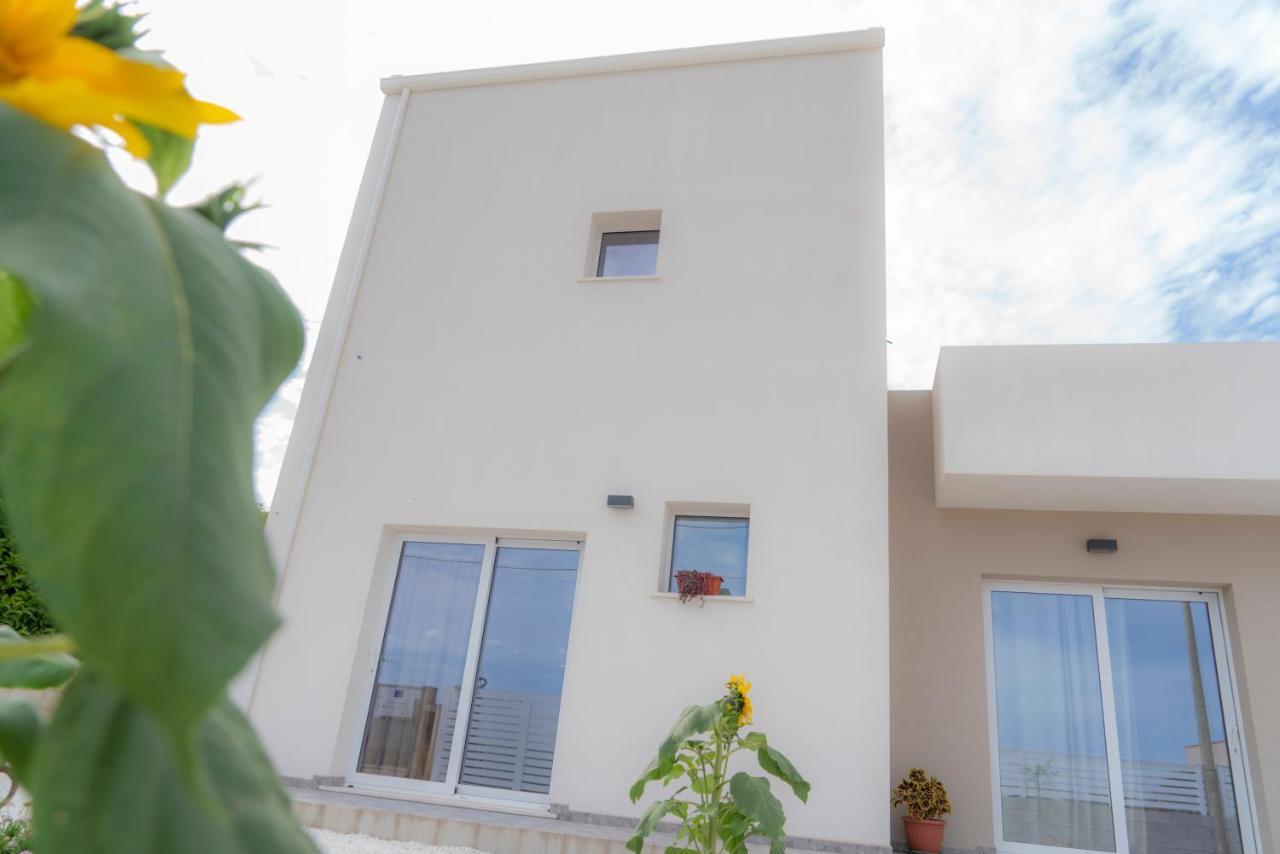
[[346, 531, 584, 807], [595, 229, 661, 278], [981, 581, 1262, 854], [665, 513, 751, 598], [581, 210, 662, 280]]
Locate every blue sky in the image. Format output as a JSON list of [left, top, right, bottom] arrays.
[[119, 1, 1280, 501]]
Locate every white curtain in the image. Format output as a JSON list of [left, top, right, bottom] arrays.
[[358, 541, 484, 781], [991, 591, 1117, 851]]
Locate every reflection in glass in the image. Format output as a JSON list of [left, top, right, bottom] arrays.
[[458, 547, 580, 794], [668, 516, 749, 596], [597, 230, 659, 277], [358, 542, 483, 781], [1106, 598, 1245, 854], [991, 592, 1116, 851]]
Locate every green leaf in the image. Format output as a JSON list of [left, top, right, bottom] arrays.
[[0, 698, 41, 782], [0, 626, 76, 689], [630, 755, 673, 803], [633, 702, 721, 803], [757, 744, 810, 803], [0, 106, 303, 737], [187, 183, 263, 235], [717, 810, 751, 854], [136, 123, 195, 198], [658, 702, 722, 763], [72, 0, 148, 49], [0, 270, 33, 369], [729, 773, 786, 843], [30, 669, 319, 853], [626, 799, 682, 854], [738, 731, 767, 751]]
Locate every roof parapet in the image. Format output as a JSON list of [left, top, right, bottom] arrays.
[[380, 28, 884, 94]]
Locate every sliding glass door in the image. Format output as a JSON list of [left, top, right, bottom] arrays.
[[985, 585, 1258, 854], [1106, 596, 1248, 854], [354, 537, 581, 802]]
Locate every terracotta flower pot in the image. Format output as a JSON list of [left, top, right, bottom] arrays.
[[704, 575, 723, 596], [903, 817, 945, 853]]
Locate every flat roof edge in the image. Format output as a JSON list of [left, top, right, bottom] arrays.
[[380, 28, 884, 94]]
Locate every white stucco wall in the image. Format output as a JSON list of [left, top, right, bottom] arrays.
[[250, 32, 888, 847], [934, 343, 1280, 514]]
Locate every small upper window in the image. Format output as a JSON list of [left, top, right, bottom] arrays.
[[597, 230, 659, 278], [668, 515, 749, 597]]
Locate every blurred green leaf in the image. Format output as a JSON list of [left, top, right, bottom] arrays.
[[31, 670, 319, 853], [72, 0, 148, 50], [0, 627, 76, 689], [0, 698, 41, 782], [135, 123, 195, 198], [0, 105, 302, 739], [0, 271, 32, 370], [187, 183, 263, 235]]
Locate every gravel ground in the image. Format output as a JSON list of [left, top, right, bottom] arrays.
[[310, 828, 489, 854], [2, 790, 488, 854], [3, 795, 485, 854]]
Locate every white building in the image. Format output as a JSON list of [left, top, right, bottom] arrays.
[[246, 29, 1280, 854]]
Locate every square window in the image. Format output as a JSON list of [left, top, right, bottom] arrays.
[[596, 230, 659, 277], [668, 515, 749, 596]]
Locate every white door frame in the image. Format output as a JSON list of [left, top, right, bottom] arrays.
[[347, 533, 582, 805], [982, 582, 1261, 854]]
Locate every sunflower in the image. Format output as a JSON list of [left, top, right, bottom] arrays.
[[0, 0, 236, 157], [726, 674, 753, 727]]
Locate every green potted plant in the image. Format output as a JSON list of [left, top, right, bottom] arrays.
[[891, 768, 951, 853]]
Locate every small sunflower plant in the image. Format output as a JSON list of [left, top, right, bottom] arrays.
[[628, 676, 811, 854], [0, 2, 314, 853]]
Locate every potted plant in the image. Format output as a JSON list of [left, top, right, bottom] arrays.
[[892, 768, 951, 853], [673, 569, 724, 603]]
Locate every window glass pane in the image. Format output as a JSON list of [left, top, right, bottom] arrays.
[[1106, 598, 1246, 854], [597, 230, 659, 277], [458, 546, 580, 794], [668, 516, 749, 596], [990, 591, 1117, 851], [359, 541, 484, 781]]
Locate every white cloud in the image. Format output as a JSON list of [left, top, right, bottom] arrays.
[[129, 0, 1280, 500]]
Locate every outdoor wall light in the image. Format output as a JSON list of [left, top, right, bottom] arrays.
[[1086, 538, 1118, 554], [607, 495, 635, 509]]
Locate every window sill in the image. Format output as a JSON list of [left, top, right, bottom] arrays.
[[578, 275, 661, 284], [320, 784, 554, 817], [650, 592, 754, 604]]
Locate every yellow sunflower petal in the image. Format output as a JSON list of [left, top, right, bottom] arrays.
[[0, 0, 77, 65], [195, 99, 239, 124], [26, 36, 211, 138], [103, 116, 151, 158], [0, 74, 91, 129], [0, 76, 152, 156]]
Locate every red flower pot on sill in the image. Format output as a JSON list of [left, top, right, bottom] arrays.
[[704, 575, 723, 596], [902, 817, 945, 853]]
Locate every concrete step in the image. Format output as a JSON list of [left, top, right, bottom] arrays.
[[288, 784, 888, 854], [292, 784, 651, 854]]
